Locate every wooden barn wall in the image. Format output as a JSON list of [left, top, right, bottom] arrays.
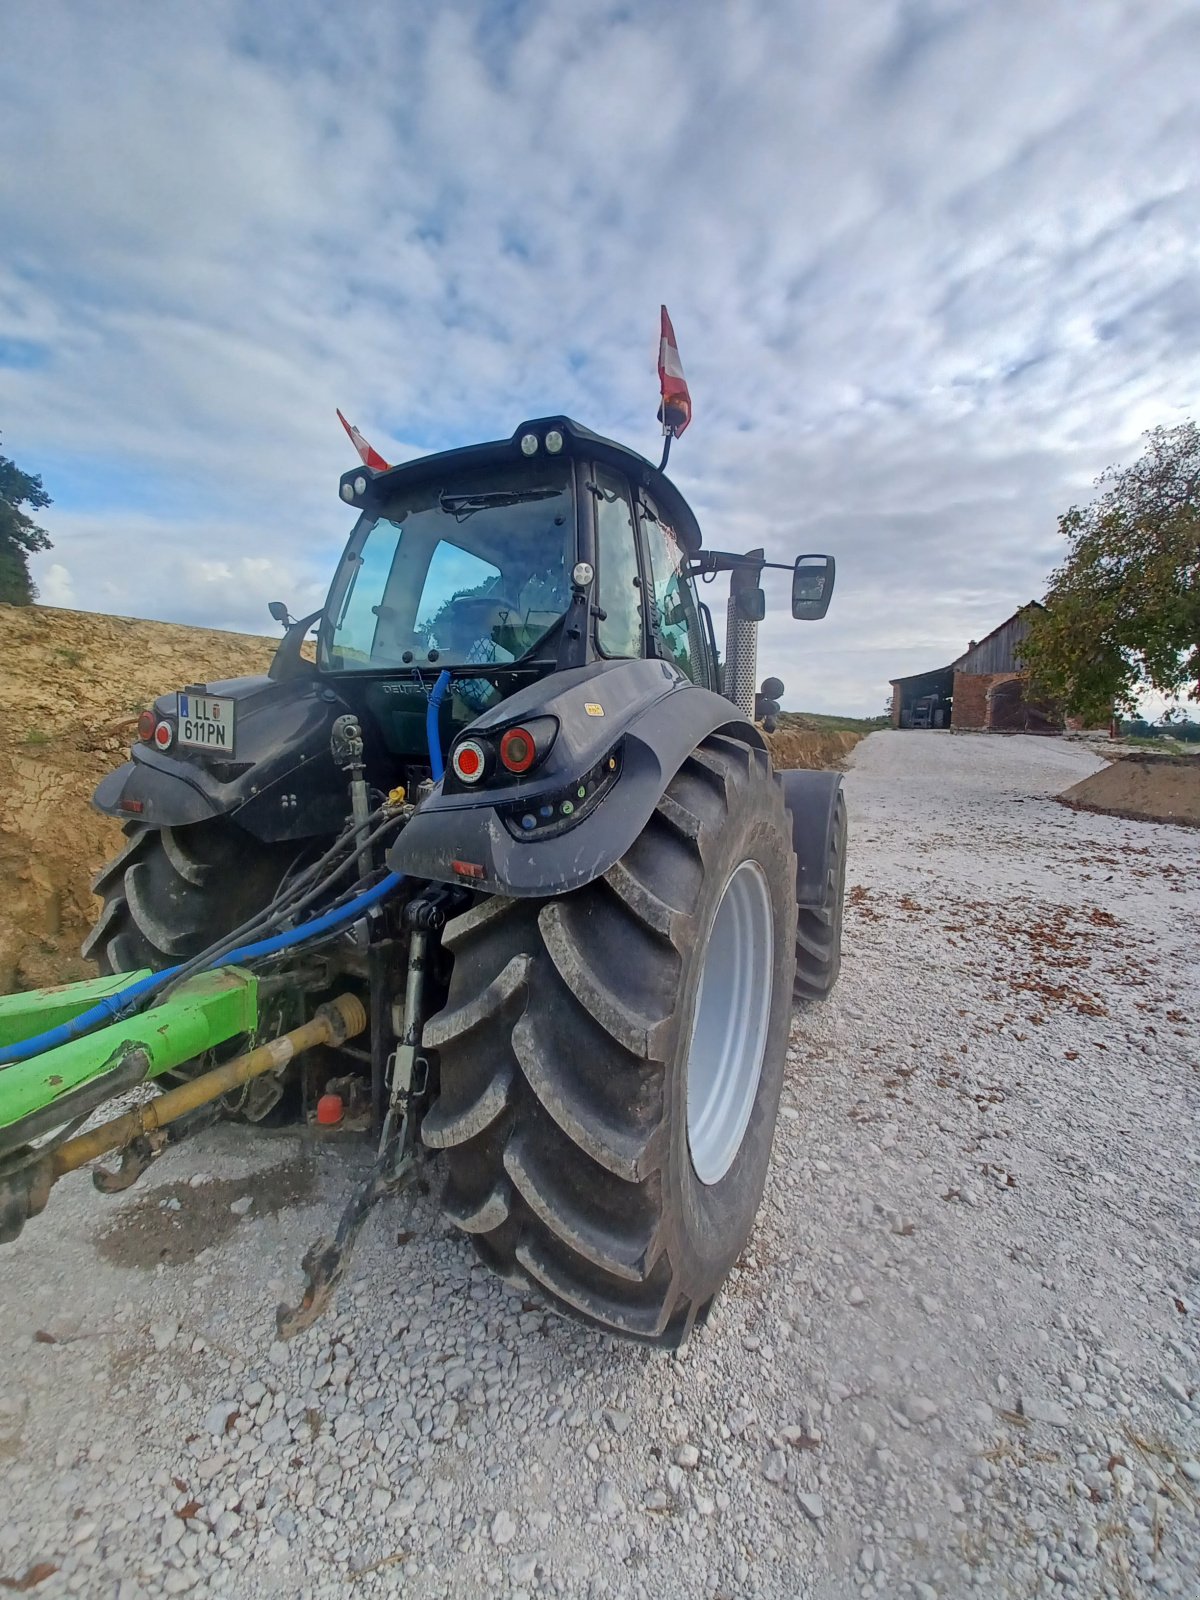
[[955, 612, 1034, 675]]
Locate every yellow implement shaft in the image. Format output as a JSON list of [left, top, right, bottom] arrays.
[[50, 993, 367, 1180]]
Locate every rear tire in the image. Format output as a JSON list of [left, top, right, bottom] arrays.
[[83, 819, 295, 976], [82, 819, 302, 1116], [421, 734, 797, 1345], [793, 789, 847, 1002]]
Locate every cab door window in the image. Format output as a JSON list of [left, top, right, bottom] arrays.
[[639, 495, 708, 683], [593, 466, 644, 658]]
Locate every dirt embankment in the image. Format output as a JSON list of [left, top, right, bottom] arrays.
[[1059, 751, 1200, 828], [0, 605, 863, 991], [0, 605, 280, 991], [765, 727, 864, 770]]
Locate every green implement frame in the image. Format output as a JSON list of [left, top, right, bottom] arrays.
[[0, 969, 259, 1141]]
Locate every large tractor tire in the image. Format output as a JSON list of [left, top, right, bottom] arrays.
[[793, 788, 847, 1002], [83, 819, 295, 976], [421, 734, 798, 1345]]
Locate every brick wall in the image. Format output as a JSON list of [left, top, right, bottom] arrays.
[[951, 670, 990, 728]]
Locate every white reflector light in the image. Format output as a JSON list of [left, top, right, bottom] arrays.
[[519, 432, 539, 456], [545, 429, 564, 454]]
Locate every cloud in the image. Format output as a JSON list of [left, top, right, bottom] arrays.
[[2, 0, 1198, 711]]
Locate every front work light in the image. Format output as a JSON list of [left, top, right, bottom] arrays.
[[544, 429, 564, 454], [519, 432, 539, 456], [341, 483, 355, 502], [353, 475, 368, 497]]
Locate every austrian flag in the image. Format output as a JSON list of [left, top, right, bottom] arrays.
[[336, 409, 392, 472], [657, 305, 692, 436]]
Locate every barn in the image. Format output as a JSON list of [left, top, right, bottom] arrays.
[[889, 603, 1062, 732]]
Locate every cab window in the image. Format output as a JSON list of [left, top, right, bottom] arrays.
[[593, 466, 643, 658], [639, 494, 707, 683]]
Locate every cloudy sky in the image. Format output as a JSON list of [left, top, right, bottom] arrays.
[[2, 0, 1198, 715]]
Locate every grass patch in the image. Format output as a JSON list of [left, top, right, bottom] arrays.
[[22, 729, 52, 746]]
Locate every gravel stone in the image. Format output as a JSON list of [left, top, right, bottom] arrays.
[[6, 734, 1197, 1600]]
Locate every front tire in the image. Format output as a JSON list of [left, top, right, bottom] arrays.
[[421, 734, 798, 1345], [793, 789, 847, 1001]]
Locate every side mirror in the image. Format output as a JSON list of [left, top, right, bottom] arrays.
[[792, 555, 835, 621], [734, 586, 766, 622], [268, 599, 292, 628]]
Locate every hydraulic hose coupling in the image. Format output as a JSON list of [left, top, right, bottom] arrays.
[[318, 993, 368, 1048]]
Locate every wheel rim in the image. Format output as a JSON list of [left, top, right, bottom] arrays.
[[685, 859, 775, 1186]]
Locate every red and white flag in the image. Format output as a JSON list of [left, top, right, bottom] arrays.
[[657, 305, 692, 436], [336, 409, 391, 472]]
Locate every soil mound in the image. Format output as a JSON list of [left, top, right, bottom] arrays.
[[1058, 751, 1200, 829], [765, 728, 864, 770], [0, 604, 279, 991]]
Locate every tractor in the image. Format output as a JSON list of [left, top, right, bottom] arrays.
[[0, 360, 845, 1348]]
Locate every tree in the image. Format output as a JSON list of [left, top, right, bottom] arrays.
[[0, 437, 52, 605], [1020, 421, 1200, 723]]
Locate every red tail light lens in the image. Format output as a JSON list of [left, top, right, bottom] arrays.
[[137, 709, 157, 742], [499, 726, 537, 774], [451, 738, 486, 784]]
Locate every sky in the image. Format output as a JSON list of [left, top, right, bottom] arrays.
[[2, 0, 1198, 717]]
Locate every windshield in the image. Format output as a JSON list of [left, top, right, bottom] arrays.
[[320, 460, 574, 673]]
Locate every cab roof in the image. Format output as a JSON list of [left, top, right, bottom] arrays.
[[338, 415, 703, 554]]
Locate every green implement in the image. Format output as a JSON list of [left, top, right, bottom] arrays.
[[0, 968, 259, 1139], [0, 968, 153, 1051]]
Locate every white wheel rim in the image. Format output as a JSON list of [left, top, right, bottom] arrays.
[[685, 860, 774, 1185]]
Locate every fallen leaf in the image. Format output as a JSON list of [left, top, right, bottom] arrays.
[[174, 1500, 202, 1522], [32, 1331, 56, 1345], [0, 1564, 59, 1592], [171, 1478, 188, 1494]]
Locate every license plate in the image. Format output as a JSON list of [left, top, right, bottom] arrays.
[[177, 692, 235, 753]]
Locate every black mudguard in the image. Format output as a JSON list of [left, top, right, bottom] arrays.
[[387, 658, 765, 897], [92, 674, 352, 843], [779, 769, 844, 907]]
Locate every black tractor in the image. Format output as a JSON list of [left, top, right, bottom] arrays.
[[82, 412, 845, 1346]]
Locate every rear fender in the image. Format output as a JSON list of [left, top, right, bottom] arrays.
[[91, 674, 352, 842], [386, 659, 764, 896], [779, 769, 843, 907]]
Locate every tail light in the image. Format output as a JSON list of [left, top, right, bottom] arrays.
[[499, 726, 538, 774], [446, 716, 558, 793], [137, 709, 157, 742], [451, 738, 487, 784]]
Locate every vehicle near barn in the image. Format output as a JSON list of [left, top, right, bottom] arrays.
[[0, 313, 846, 1346]]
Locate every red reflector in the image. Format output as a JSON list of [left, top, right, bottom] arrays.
[[499, 726, 536, 773], [451, 859, 485, 879], [137, 709, 157, 742], [451, 738, 486, 784], [118, 798, 144, 814], [153, 720, 174, 750]]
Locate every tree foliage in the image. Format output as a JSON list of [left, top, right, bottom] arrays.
[[1020, 421, 1200, 722], [0, 436, 52, 605]]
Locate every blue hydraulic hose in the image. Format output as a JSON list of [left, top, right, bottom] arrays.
[[0, 870, 405, 1068], [426, 668, 451, 781]]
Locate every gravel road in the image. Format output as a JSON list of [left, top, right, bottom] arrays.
[[2, 730, 1197, 1599]]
